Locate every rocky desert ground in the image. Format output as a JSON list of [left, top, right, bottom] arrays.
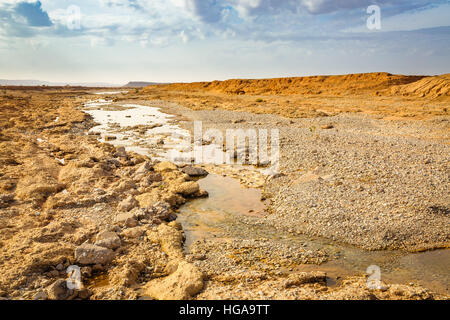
[[0, 73, 448, 300]]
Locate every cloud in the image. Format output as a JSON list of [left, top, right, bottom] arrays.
[[184, 0, 224, 23], [14, 0, 52, 27]]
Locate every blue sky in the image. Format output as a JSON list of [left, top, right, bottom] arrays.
[[0, 0, 449, 84]]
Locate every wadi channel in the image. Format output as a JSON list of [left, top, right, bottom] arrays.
[[0, 74, 448, 300]]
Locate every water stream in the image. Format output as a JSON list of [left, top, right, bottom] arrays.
[[83, 99, 449, 295]]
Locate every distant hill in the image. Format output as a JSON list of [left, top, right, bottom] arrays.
[[0, 79, 120, 87], [142, 72, 426, 96], [123, 81, 165, 88]]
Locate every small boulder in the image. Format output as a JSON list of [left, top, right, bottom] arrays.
[[154, 161, 177, 173], [47, 279, 74, 300], [117, 196, 139, 212], [75, 244, 115, 265], [122, 227, 145, 239], [181, 166, 209, 177], [173, 182, 200, 196], [115, 211, 137, 223], [133, 161, 153, 180], [144, 261, 204, 300], [115, 147, 127, 158], [95, 231, 121, 250]]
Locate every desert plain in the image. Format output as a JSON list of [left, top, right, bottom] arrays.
[[0, 72, 449, 300]]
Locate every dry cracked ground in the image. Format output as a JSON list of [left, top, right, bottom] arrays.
[[0, 80, 448, 300]]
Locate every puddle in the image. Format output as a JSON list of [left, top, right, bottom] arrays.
[[82, 99, 449, 296], [176, 174, 266, 248]]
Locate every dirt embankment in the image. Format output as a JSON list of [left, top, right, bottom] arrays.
[[148, 72, 425, 96], [391, 74, 450, 98], [137, 73, 449, 120]]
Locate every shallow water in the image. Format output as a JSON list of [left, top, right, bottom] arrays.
[[83, 99, 449, 295], [83, 100, 226, 163], [178, 173, 449, 294]]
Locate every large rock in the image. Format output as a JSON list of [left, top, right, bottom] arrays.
[[154, 161, 177, 173], [133, 161, 153, 180], [47, 279, 74, 300], [173, 181, 200, 196], [115, 211, 138, 227], [75, 244, 115, 265], [144, 261, 204, 300], [117, 196, 139, 212], [147, 223, 184, 259], [95, 231, 121, 250], [135, 190, 160, 208], [181, 166, 209, 177], [121, 227, 145, 239], [146, 201, 176, 224]]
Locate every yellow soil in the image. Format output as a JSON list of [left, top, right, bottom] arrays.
[[136, 72, 449, 120]]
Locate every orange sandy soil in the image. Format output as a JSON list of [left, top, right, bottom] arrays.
[[137, 72, 449, 120]]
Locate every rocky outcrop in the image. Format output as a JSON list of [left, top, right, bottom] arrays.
[[144, 261, 204, 300]]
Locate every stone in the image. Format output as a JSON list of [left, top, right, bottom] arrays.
[[136, 191, 160, 208], [95, 231, 121, 250], [0, 194, 14, 208], [122, 227, 144, 239], [117, 196, 139, 212], [75, 244, 115, 265], [115, 211, 137, 224], [194, 190, 209, 198], [49, 270, 59, 277], [154, 161, 177, 172], [77, 288, 92, 300], [181, 166, 209, 177], [115, 146, 127, 158], [33, 291, 48, 300], [147, 173, 162, 182], [114, 179, 136, 193], [173, 181, 200, 196], [147, 223, 184, 259], [126, 217, 138, 228], [144, 261, 204, 300], [47, 279, 74, 300], [133, 161, 153, 180]]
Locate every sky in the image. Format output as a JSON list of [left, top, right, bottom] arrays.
[[0, 0, 449, 84]]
